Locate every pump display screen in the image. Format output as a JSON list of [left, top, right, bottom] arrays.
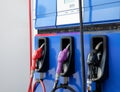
[[64, 0, 74, 4]]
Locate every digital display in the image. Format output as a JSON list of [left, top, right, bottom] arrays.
[[64, 0, 74, 4]]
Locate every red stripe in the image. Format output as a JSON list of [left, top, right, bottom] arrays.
[[35, 33, 56, 37]]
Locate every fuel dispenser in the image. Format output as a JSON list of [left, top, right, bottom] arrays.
[[51, 36, 75, 92], [28, 37, 49, 92], [87, 36, 108, 92], [28, 0, 120, 92]]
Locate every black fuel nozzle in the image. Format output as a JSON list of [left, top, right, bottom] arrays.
[[87, 41, 103, 80], [87, 36, 108, 92], [87, 50, 99, 80], [87, 43, 103, 92]]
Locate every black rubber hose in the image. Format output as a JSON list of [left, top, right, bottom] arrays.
[[78, 0, 86, 92], [51, 84, 75, 92]]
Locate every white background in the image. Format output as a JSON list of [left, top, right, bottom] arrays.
[[0, 0, 29, 92]]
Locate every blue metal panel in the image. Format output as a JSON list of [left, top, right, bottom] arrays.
[[86, 1, 120, 24], [34, 31, 120, 92], [83, 7, 90, 23], [91, 0, 120, 6], [101, 32, 120, 92], [35, 0, 57, 29], [84, 0, 90, 7]]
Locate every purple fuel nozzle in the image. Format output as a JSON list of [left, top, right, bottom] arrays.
[[56, 44, 70, 74], [58, 48, 68, 63]]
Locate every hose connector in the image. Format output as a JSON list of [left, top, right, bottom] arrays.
[[87, 79, 92, 92]]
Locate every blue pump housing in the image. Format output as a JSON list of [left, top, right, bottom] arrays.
[[35, 0, 120, 30], [34, 31, 120, 92]]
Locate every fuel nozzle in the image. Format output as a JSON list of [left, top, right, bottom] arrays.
[[87, 42, 103, 79], [87, 41, 103, 92], [56, 44, 70, 75], [53, 44, 70, 89], [87, 49, 99, 92], [31, 43, 45, 73]]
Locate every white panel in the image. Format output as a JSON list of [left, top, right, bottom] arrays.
[[57, 0, 84, 26], [57, 12, 80, 25], [57, 0, 79, 12]]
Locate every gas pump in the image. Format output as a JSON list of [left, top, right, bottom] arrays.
[[28, 37, 49, 92], [87, 36, 108, 92], [51, 37, 75, 92]]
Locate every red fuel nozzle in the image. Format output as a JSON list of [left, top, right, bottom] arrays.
[[31, 48, 42, 71], [31, 43, 45, 71]]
